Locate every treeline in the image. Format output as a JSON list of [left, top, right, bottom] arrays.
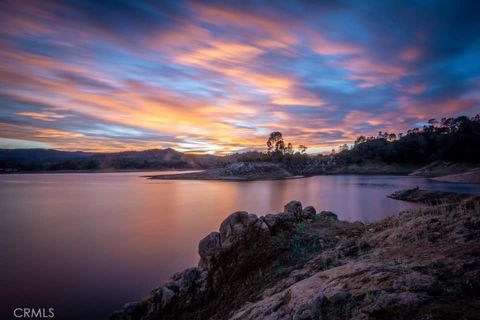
[[236, 114, 480, 175], [0, 148, 225, 172], [337, 114, 480, 164]]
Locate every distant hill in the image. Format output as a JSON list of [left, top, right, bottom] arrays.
[[0, 148, 228, 172]]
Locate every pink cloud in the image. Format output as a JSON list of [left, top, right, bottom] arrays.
[[398, 96, 479, 119], [332, 56, 409, 88], [309, 34, 361, 56], [399, 47, 424, 62], [396, 83, 428, 95]]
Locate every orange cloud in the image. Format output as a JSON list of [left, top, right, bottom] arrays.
[[16, 111, 67, 122], [171, 37, 323, 106]]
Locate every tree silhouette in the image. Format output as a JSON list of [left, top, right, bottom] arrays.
[[266, 131, 285, 154], [298, 145, 308, 153]]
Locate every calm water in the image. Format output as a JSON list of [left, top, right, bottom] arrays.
[[0, 172, 478, 319]]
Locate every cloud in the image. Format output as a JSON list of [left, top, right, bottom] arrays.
[[399, 47, 424, 62], [399, 96, 479, 120], [16, 111, 67, 122], [396, 83, 428, 95], [333, 57, 409, 88], [0, 0, 479, 153]]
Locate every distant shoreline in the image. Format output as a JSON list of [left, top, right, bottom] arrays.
[[0, 169, 202, 175], [2, 164, 479, 184]]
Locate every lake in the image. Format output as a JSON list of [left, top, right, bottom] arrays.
[[0, 172, 478, 319]]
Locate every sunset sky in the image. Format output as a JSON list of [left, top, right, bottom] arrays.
[[0, 1, 479, 154]]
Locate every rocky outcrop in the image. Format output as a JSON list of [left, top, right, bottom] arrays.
[[109, 202, 344, 320], [387, 187, 478, 204], [150, 162, 295, 181], [110, 197, 480, 320]]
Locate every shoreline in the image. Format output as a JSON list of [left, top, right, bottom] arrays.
[[2, 165, 479, 184], [430, 169, 480, 184], [0, 168, 202, 175]]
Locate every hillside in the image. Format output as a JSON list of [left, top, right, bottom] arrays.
[[0, 148, 227, 172]]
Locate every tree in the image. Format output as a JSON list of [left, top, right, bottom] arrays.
[[388, 133, 397, 141], [266, 131, 285, 153], [339, 144, 349, 152], [286, 142, 294, 154], [354, 136, 366, 145], [298, 145, 308, 153]]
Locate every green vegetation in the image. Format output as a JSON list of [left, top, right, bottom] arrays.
[[340, 114, 480, 164]]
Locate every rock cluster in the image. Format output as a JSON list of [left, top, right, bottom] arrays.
[[110, 201, 336, 320], [151, 161, 294, 181], [387, 187, 476, 204]]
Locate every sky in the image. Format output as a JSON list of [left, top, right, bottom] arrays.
[[0, 0, 479, 154]]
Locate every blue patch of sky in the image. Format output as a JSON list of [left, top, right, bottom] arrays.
[[84, 42, 148, 81], [130, 62, 224, 99], [0, 97, 56, 118], [0, 138, 51, 149], [78, 124, 147, 138], [292, 54, 360, 95], [448, 42, 480, 81], [14, 36, 69, 60]]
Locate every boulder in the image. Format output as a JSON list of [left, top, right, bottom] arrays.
[[284, 200, 303, 218], [219, 211, 251, 249], [262, 214, 278, 230], [199, 232, 222, 261], [302, 206, 317, 219], [160, 287, 175, 307], [276, 211, 297, 224], [218, 211, 269, 250], [318, 210, 338, 220]]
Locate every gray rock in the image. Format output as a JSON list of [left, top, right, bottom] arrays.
[[199, 232, 222, 261], [219, 211, 251, 249], [303, 206, 317, 219], [160, 287, 175, 307], [116, 301, 143, 320], [220, 211, 248, 231], [318, 210, 338, 220], [329, 289, 350, 303], [146, 303, 161, 318], [123, 301, 141, 314], [284, 200, 303, 218], [276, 211, 297, 225], [254, 218, 270, 232], [262, 214, 278, 230]]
